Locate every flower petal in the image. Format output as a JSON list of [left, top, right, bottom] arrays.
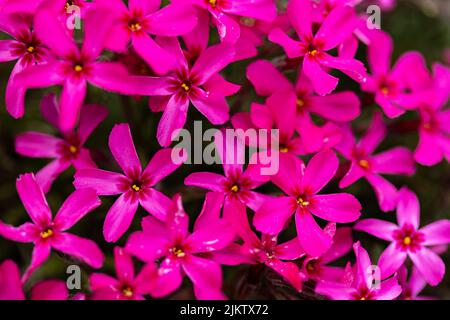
[[295, 210, 333, 257], [302, 150, 338, 194], [109, 123, 142, 177], [103, 193, 139, 242], [74, 169, 126, 196], [396, 187, 420, 229], [253, 196, 296, 235], [409, 247, 445, 286], [420, 220, 450, 246], [354, 219, 397, 241], [15, 132, 62, 158], [378, 242, 407, 279]]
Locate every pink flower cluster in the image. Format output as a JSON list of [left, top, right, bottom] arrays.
[[1, 0, 449, 300]]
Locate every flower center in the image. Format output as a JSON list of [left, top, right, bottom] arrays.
[[171, 246, 186, 258], [181, 81, 191, 92], [65, 1, 74, 10], [230, 184, 239, 193], [208, 0, 217, 7], [73, 64, 83, 72], [128, 21, 142, 32], [121, 286, 133, 298], [296, 197, 310, 207], [403, 236, 412, 245], [131, 183, 141, 192], [380, 86, 389, 95], [309, 49, 319, 56], [279, 146, 289, 153], [69, 145, 78, 154], [27, 46, 35, 53], [296, 98, 305, 109], [358, 159, 370, 169], [40, 228, 54, 239]]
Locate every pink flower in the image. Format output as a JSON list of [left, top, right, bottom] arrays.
[[149, 38, 238, 147], [246, 59, 359, 152], [126, 193, 236, 299], [354, 187, 450, 286], [90, 247, 156, 300], [0, 0, 91, 15], [397, 266, 431, 300], [97, 0, 197, 74], [302, 226, 353, 282], [15, 94, 107, 193], [254, 150, 362, 257], [170, 0, 277, 44], [14, 2, 170, 131], [336, 112, 415, 212], [0, 173, 104, 281], [315, 242, 402, 300], [0, 260, 69, 300], [0, 12, 50, 118], [74, 123, 184, 242], [239, 230, 306, 291], [269, 0, 366, 95], [413, 64, 450, 166], [362, 31, 432, 118], [185, 131, 270, 235]]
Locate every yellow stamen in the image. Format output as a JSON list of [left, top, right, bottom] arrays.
[[27, 46, 35, 53], [360, 297, 366, 301], [359, 159, 370, 169], [296, 197, 310, 207], [380, 86, 389, 95], [209, 0, 217, 7], [172, 247, 185, 258], [403, 236, 412, 245], [131, 184, 141, 192], [230, 184, 239, 193], [296, 98, 304, 108], [129, 22, 142, 32], [309, 49, 318, 56], [40, 228, 54, 239], [181, 82, 190, 92], [280, 146, 289, 153], [74, 65, 83, 72], [69, 145, 77, 154], [122, 287, 133, 298]]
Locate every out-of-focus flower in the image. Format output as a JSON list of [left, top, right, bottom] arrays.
[[269, 0, 366, 95], [397, 266, 432, 300], [336, 112, 415, 212], [0, 260, 69, 300], [355, 187, 450, 286], [315, 242, 402, 300], [74, 123, 185, 242], [90, 247, 156, 300], [0, 174, 104, 281], [126, 193, 235, 299], [15, 94, 107, 193], [254, 150, 361, 257]]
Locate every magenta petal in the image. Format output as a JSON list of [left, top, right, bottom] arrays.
[[74, 169, 125, 196], [420, 220, 450, 246], [77, 104, 108, 144], [193, 192, 225, 231], [366, 174, 398, 212], [191, 43, 235, 84], [272, 154, 304, 195], [358, 111, 386, 154], [315, 281, 355, 300], [30, 280, 68, 300], [23, 243, 51, 282], [190, 90, 230, 125], [151, 257, 182, 298], [354, 218, 397, 241], [267, 90, 297, 139], [275, 238, 306, 261], [184, 172, 227, 192], [109, 123, 142, 177], [15, 132, 62, 158], [0, 40, 20, 62], [287, 0, 312, 40], [126, 231, 169, 263], [295, 210, 333, 257], [309, 91, 361, 122], [253, 196, 296, 235], [157, 95, 189, 147], [114, 247, 134, 283], [183, 255, 222, 291], [315, 6, 357, 50], [378, 242, 407, 279], [54, 189, 101, 231], [103, 193, 139, 243], [368, 31, 393, 76], [187, 221, 235, 253], [81, 8, 113, 59], [146, 4, 198, 36], [303, 55, 339, 96], [320, 54, 367, 84], [0, 221, 38, 243], [372, 147, 415, 176], [13, 62, 64, 89], [52, 232, 104, 268], [132, 32, 175, 75], [210, 10, 240, 44], [302, 150, 339, 193], [16, 173, 52, 227], [143, 148, 183, 186], [375, 275, 402, 300], [59, 78, 87, 132], [339, 162, 365, 188], [39, 93, 59, 127], [6, 60, 27, 119], [246, 60, 292, 96], [311, 193, 361, 223], [409, 247, 445, 286], [268, 28, 303, 58], [321, 227, 353, 264], [396, 187, 420, 229], [266, 258, 303, 291], [139, 188, 173, 221], [0, 260, 25, 300], [415, 129, 443, 166]]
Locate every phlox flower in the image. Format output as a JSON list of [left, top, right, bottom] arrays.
[[170, 0, 277, 44], [269, 0, 366, 95], [311, 0, 362, 22], [126, 193, 236, 299], [14, 2, 170, 131], [0, 260, 69, 300], [301, 226, 353, 282], [185, 131, 270, 235], [254, 150, 362, 257], [246, 59, 359, 152], [148, 37, 239, 147], [0, 0, 91, 15], [96, 0, 197, 75], [397, 266, 432, 300], [315, 242, 402, 300], [336, 112, 415, 212], [0, 12, 50, 118], [90, 247, 156, 300], [74, 123, 185, 242], [0, 173, 104, 281], [354, 187, 450, 286], [362, 31, 432, 118], [15, 94, 107, 193]]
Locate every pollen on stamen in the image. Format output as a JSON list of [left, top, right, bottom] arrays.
[[181, 82, 190, 92], [296, 98, 305, 109], [403, 236, 412, 245], [131, 184, 141, 192], [171, 247, 186, 258], [296, 197, 310, 207], [69, 145, 77, 154], [129, 22, 142, 32], [27, 46, 35, 53], [209, 0, 217, 7], [74, 65, 83, 72], [280, 146, 289, 153], [40, 228, 54, 239], [359, 159, 370, 169], [309, 49, 319, 57], [121, 287, 133, 298], [230, 184, 239, 193], [380, 86, 389, 95]]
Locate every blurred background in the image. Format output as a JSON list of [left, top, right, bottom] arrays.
[[0, 0, 449, 299]]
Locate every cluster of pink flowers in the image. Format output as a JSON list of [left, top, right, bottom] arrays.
[[1, 0, 449, 300]]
